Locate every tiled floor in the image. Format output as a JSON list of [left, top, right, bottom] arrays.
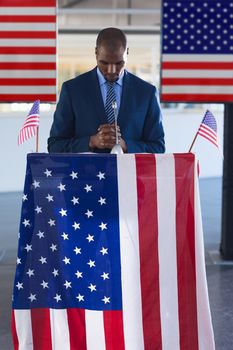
[[0, 178, 233, 350]]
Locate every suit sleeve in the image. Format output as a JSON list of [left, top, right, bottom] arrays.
[[125, 88, 165, 154], [47, 83, 91, 153]]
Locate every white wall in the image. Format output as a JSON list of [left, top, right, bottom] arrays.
[[0, 105, 224, 192]]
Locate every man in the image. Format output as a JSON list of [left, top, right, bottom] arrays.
[[48, 27, 165, 153]]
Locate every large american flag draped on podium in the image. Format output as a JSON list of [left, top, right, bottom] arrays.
[[0, 0, 57, 102], [12, 154, 215, 350], [161, 0, 233, 103]]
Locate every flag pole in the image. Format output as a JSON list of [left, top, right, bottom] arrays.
[[36, 126, 39, 153], [189, 130, 199, 153]]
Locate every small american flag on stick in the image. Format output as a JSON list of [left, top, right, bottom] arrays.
[[189, 110, 219, 152], [18, 100, 40, 148]]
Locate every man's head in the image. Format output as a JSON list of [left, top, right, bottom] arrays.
[[95, 27, 129, 82]]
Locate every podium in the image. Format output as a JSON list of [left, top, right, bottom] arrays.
[[12, 153, 215, 350]]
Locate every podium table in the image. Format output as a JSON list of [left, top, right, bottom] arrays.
[[12, 153, 215, 350]]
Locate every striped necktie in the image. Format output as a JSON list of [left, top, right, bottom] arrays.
[[105, 81, 116, 124]]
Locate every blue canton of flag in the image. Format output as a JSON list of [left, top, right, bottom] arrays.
[[161, 0, 233, 103], [13, 154, 122, 310], [162, 0, 233, 54]]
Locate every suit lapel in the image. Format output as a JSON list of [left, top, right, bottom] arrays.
[[89, 67, 106, 124], [117, 71, 130, 126]]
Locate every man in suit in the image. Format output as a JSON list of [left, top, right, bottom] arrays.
[[48, 27, 165, 153]]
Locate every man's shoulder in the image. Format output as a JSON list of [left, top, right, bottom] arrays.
[[125, 70, 156, 91], [63, 68, 97, 88]]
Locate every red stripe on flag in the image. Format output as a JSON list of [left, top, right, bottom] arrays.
[[11, 311, 19, 350], [0, 94, 56, 102], [31, 308, 52, 349], [0, 62, 56, 69], [0, 78, 56, 86], [67, 309, 87, 350], [0, 31, 56, 39], [135, 154, 162, 350], [161, 94, 233, 103], [0, 46, 56, 54], [103, 310, 125, 350], [162, 78, 233, 86], [174, 154, 199, 350], [0, 15, 56, 22], [162, 62, 233, 70], [0, 0, 56, 6]]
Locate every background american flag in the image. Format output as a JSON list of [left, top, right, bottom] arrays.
[[12, 153, 215, 350], [161, 0, 233, 103], [0, 0, 57, 103]]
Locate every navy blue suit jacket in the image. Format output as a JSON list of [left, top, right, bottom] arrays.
[[48, 68, 165, 153]]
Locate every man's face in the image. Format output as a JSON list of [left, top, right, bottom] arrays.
[[96, 45, 128, 82]]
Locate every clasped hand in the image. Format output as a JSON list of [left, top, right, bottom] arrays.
[[89, 124, 127, 152]]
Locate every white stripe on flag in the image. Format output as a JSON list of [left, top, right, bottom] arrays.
[[14, 310, 33, 350], [0, 70, 56, 78], [117, 154, 144, 350], [162, 70, 232, 78], [0, 39, 56, 46], [0, 7, 56, 15], [156, 154, 180, 350], [0, 55, 56, 62], [50, 309, 70, 350], [85, 310, 106, 350], [0, 86, 56, 94], [162, 54, 233, 62], [0, 23, 56, 31], [162, 86, 233, 94], [194, 164, 215, 350]]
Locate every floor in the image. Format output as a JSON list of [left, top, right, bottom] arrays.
[[0, 177, 233, 350]]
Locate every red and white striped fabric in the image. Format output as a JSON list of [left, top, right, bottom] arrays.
[[12, 154, 215, 350], [0, 0, 57, 102], [161, 54, 233, 103]]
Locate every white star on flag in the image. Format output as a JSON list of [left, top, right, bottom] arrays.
[[40, 281, 49, 289], [96, 171, 105, 180], [99, 222, 107, 231], [64, 281, 72, 289], [37, 231, 44, 239], [57, 183, 66, 192], [85, 209, 93, 218], [59, 208, 67, 217], [16, 282, 23, 290], [24, 244, 32, 252], [73, 247, 81, 255], [32, 180, 40, 189], [44, 169, 52, 177], [54, 294, 61, 302], [22, 219, 30, 227], [46, 194, 54, 202], [75, 270, 83, 278], [34, 206, 42, 214], [98, 197, 106, 205], [87, 260, 95, 268], [88, 284, 97, 292], [28, 294, 36, 302], [70, 171, 78, 179], [84, 184, 92, 192], [72, 222, 80, 230], [102, 296, 110, 304], [76, 294, 84, 302], [71, 196, 79, 205]]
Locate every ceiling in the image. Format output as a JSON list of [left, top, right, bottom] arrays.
[[57, 0, 162, 33]]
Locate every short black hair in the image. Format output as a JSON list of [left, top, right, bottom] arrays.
[[96, 27, 127, 50]]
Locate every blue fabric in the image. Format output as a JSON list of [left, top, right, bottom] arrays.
[[48, 67, 165, 154]]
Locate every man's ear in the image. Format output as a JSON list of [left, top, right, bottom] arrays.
[[95, 47, 98, 55], [127, 47, 129, 55]]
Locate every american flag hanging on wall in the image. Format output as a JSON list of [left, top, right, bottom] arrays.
[[12, 153, 215, 350], [0, 0, 57, 103], [160, 0, 233, 103]]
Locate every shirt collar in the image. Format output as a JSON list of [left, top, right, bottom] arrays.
[[97, 67, 124, 86]]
